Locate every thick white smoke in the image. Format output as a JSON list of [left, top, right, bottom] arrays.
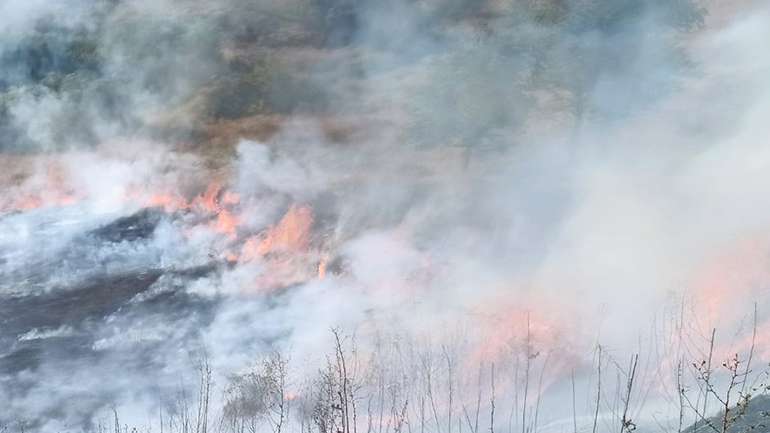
[[1, 1, 770, 432]]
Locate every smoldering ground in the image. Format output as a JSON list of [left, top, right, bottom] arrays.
[[1, 0, 770, 432]]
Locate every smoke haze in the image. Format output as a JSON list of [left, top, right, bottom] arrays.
[[1, 0, 769, 431]]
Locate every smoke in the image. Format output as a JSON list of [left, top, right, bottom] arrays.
[[1, 0, 770, 431]]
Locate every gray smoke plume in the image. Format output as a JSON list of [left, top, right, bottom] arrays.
[[1, 1, 770, 432]]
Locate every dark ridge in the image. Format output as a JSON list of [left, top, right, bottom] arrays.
[[0, 335, 95, 375], [0, 344, 43, 373], [685, 395, 770, 433], [89, 207, 164, 242], [0, 270, 163, 346], [0, 264, 222, 375]]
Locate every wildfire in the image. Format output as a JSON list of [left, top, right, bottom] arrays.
[[3, 164, 325, 291], [213, 208, 240, 238], [128, 181, 245, 239], [317, 257, 328, 280], [1, 162, 79, 214], [131, 183, 318, 276], [483, 310, 553, 355], [232, 204, 324, 292], [689, 235, 770, 324], [144, 192, 189, 212], [193, 183, 223, 214], [677, 234, 770, 367], [240, 205, 314, 261]]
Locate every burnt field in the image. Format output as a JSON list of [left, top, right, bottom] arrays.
[[0, 207, 219, 376]]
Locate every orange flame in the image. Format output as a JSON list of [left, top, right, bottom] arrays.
[[317, 257, 328, 280], [231, 204, 320, 292], [145, 192, 190, 212], [213, 208, 240, 238], [689, 235, 770, 325], [193, 183, 222, 213], [240, 205, 314, 262], [1, 163, 79, 213], [128, 181, 244, 239]]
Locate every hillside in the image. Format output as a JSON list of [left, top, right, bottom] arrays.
[[685, 395, 770, 433]]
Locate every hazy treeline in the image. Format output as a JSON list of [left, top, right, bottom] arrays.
[[42, 306, 768, 433], [0, 0, 706, 153]]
